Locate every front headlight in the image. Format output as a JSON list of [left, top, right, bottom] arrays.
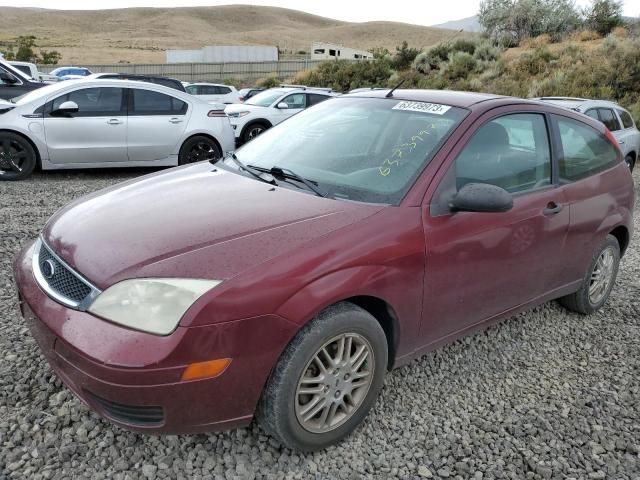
[[88, 278, 222, 335], [228, 111, 250, 118]]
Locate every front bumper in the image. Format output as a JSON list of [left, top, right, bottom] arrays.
[[14, 241, 298, 434]]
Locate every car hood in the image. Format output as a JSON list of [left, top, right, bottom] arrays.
[[42, 163, 382, 289], [225, 103, 269, 114]]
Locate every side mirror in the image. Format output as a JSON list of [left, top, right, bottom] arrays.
[[277, 102, 289, 109], [450, 183, 513, 213], [0, 70, 19, 84], [51, 100, 79, 117]]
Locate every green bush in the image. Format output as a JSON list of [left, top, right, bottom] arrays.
[[295, 58, 392, 91], [256, 76, 280, 88], [440, 51, 478, 81]]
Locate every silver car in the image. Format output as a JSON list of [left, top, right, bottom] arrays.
[[534, 97, 640, 171], [0, 79, 235, 181]]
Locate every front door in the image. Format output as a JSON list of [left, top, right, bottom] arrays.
[[44, 87, 128, 164], [126, 88, 189, 162], [421, 111, 570, 345], [274, 93, 306, 125]]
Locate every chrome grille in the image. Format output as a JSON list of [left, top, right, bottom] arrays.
[[33, 237, 100, 310]]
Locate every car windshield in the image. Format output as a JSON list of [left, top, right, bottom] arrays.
[[245, 89, 286, 107], [234, 97, 467, 204]]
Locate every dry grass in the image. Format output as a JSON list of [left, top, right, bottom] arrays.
[[0, 6, 473, 64]]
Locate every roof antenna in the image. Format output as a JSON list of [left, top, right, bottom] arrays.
[[386, 79, 406, 98]]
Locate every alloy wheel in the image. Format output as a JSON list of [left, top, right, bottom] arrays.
[[295, 333, 375, 434], [0, 138, 29, 176], [186, 141, 219, 163], [247, 126, 264, 140], [589, 247, 615, 305]]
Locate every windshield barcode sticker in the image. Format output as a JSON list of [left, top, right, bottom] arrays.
[[392, 101, 451, 115]]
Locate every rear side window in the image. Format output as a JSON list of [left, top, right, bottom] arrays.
[[12, 65, 31, 76], [218, 86, 232, 94], [555, 116, 619, 181], [455, 113, 551, 194], [597, 108, 621, 131], [130, 89, 187, 115], [307, 93, 330, 106], [617, 109, 635, 129]]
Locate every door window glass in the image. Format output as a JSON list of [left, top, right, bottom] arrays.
[[455, 113, 551, 193], [130, 89, 187, 115], [597, 108, 621, 131], [585, 109, 599, 120], [307, 93, 330, 107], [282, 93, 306, 109], [51, 87, 124, 116], [200, 85, 218, 95], [617, 109, 635, 129], [556, 116, 619, 181]]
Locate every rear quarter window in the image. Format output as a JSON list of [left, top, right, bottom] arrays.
[[617, 109, 635, 129], [555, 115, 619, 182]]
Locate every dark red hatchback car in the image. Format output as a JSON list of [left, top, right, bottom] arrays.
[[14, 90, 634, 451]]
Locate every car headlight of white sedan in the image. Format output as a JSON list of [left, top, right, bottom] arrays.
[[88, 278, 222, 335]]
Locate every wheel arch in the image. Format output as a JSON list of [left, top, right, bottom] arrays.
[[276, 267, 405, 371], [240, 119, 272, 139], [609, 225, 630, 257], [179, 132, 222, 157], [0, 128, 42, 168]]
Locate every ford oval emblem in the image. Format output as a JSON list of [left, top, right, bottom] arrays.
[[41, 259, 56, 279]]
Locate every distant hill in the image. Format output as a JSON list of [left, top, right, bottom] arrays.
[[0, 5, 475, 64], [432, 15, 482, 33]]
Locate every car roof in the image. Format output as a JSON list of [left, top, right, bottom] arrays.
[[533, 97, 620, 110], [15, 79, 201, 105], [345, 89, 506, 108], [189, 82, 232, 87]]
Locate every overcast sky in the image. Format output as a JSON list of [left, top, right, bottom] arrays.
[[3, 0, 638, 25]]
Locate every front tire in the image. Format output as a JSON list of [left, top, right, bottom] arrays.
[[257, 303, 388, 451], [178, 136, 222, 165], [242, 122, 268, 144], [0, 132, 37, 181], [559, 235, 620, 315]]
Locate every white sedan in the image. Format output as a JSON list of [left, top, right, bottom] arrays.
[[0, 79, 235, 180], [225, 86, 338, 144], [185, 83, 240, 104]]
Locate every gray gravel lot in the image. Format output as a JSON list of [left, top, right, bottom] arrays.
[[1, 168, 639, 480]]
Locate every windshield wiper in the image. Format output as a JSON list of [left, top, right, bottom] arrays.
[[218, 152, 277, 186], [250, 165, 329, 198]]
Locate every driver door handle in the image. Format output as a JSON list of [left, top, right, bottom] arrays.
[[543, 201, 563, 216], [169, 117, 183, 124], [107, 118, 123, 125]]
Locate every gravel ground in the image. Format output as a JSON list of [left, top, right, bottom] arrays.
[[1, 168, 639, 480]]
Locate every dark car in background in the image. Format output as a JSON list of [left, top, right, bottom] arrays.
[[14, 90, 634, 452], [89, 73, 186, 92], [238, 87, 264, 102], [0, 59, 45, 100]]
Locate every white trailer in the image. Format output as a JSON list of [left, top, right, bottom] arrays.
[[311, 42, 372, 61]]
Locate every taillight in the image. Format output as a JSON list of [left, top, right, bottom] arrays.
[[207, 110, 226, 118], [604, 128, 622, 156]]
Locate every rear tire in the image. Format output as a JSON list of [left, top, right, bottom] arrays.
[[257, 302, 387, 451], [242, 122, 268, 144], [624, 154, 635, 172], [559, 235, 620, 315], [178, 136, 222, 165], [0, 132, 37, 181]]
